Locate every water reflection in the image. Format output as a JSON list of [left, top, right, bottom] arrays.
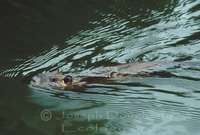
[[1, 0, 200, 135], [1, 0, 200, 77]]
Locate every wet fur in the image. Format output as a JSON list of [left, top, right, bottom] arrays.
[[30, 61, 198, 90]]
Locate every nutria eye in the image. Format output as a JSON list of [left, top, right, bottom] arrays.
[[50, 78, 57, 82], [31, 79, 36, 83], [63, 75, 72, 84]]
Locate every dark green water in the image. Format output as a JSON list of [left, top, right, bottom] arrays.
[[1, 0, 200, 135]]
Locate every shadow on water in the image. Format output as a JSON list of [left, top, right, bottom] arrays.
[[1, 0, 200, 135]]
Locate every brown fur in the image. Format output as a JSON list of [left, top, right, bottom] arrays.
[[30, 61, 176, 90]]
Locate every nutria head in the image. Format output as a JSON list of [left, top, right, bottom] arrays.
[[30, 71, 74, 90]]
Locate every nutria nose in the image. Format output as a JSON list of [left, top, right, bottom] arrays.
[[63, 75, 72, 85]]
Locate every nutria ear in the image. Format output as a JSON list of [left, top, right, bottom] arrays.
[[54, 69, 60, 73], [52, 69, 60, 73]]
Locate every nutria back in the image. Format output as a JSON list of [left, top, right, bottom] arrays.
[[30, 61, 198, 90]]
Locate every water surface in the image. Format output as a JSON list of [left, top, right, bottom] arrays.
[[1, 0, 200, 135]]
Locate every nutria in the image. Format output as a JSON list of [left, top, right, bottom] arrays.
[[30, 61, 196, 90]]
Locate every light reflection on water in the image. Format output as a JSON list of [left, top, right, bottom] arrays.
[[1, 0, 200, 135], [1, 0, 200, 76]]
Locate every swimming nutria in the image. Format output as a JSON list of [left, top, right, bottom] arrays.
[[30, 62, 168, 89], [30, 61, 196, 90]]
